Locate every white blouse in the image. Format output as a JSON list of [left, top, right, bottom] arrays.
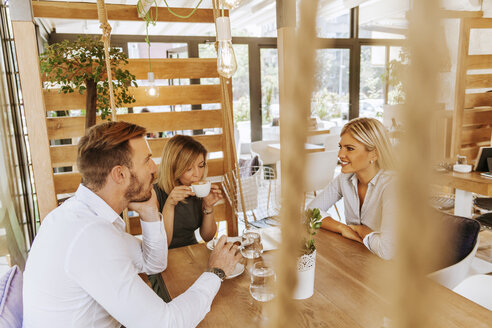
[[308, 170, 396, 260]]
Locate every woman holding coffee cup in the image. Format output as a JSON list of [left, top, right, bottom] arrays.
[[307, 118, 397, 260], [154, 135, 222, 248]]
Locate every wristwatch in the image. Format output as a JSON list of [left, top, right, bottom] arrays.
[[203, 207, 214, 215], [206, 267, 226, 281]]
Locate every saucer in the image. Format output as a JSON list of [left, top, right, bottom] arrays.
[[225, 263, 245, 279], [206, 237, 242, 251]]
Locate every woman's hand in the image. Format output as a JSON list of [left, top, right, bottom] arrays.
[[348, 224, 373, 240], [202, 184, 223, 209], [340, 225, 363, 243], [165, 185, 195, 207]]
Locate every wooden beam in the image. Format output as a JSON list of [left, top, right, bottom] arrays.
[[32, 1, 226, 23], [12, 21, 57, 221], [53, 158, 225, 194], [124, 58, 219, 80], [439, 10, 483, 19], [467, 55, 492, 70], [47, 110, 224, 140], [466, 17, 492, 29], [44, 84, 222, 111], [462, 107, 492, 126], [464, 92, 492, 108], [460, 126, 492, 145], [41, 58, 220, 82], [466, 74, 492, 89], [50, 134, 225, 167], [451, 19, 470, 158]]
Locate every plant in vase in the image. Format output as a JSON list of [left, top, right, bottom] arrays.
[[293, 208, 323, 300], [40, 35, 137, 130]]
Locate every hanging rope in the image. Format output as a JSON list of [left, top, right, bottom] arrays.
[[96, 0, 117, 122]]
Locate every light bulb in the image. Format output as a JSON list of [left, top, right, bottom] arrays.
[[146, 71, 159, 97], [221, 0, 242, 10], [216, 17, 237, 79]]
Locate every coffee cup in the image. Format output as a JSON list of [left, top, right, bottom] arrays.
[[191, 180, 211, 198]]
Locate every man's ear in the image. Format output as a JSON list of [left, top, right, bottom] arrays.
[[109, 165, 129, 185]]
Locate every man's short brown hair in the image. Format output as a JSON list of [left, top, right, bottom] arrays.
[[77, 121, 146, 190]]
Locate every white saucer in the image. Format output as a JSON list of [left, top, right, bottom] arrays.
[[226, 263, 245, 279], [206, 237, 242, 251]]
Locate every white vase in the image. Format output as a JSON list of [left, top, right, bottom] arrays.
[[293, 250, 316, 300]]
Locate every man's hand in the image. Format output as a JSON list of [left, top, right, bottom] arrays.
[[128, 189, 160, 222], [208, 235, 241, 276], [340, 225, 363, 243]]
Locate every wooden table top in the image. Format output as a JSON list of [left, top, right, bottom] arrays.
[[268, 143, 325, 153], [161, 230, 492, 327], [435, 171, 492, 196], [306, 128, 331, 136]]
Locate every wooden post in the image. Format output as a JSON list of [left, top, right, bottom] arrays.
[[11, 5, 57, 221], [450, 18, 470, 159]]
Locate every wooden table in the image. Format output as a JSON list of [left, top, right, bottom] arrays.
[[160, 230, 492, 327], [436, 171, 492, 217], [306, 128, 330, 136], [268, 143, 325, 153]]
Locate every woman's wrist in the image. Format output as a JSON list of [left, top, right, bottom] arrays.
[[202, 205, 213, 215]]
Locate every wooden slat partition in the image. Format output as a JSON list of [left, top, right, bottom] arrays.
[[50, 134, 225, 167], [32, 1, 226, 23], [47, 110, 224, 140], [451, 17, 492, 160], [20, 2, 238, 235], [53, 158, 225, 195], [44, 84, 222, 111]]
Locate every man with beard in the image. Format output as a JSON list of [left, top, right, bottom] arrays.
[[23, 122, 240, 327]]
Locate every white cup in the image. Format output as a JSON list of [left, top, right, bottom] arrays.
[[191, 181, 211, 198]]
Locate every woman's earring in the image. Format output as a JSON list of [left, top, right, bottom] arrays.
[[370, 160, 374, 164]]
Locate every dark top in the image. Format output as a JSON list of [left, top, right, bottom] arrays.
[[153, 184, 203, 249]]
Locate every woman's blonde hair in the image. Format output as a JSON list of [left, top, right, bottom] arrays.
[[156, 135, 208, 194], [341, 117, 396, 170]]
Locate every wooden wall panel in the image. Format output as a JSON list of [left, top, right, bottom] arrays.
[[125, 58, 219, 80], [50, 134, 225, 167], [460, 126, 492, 145], [54, 157, 225, 195], [47, 110, 224, 140], [44, 84, 221, 111], [467, 55, 492, 69], [466, 74, 492, 89], [462, 107, 492, 126], [464, 92, 492, 108], [32, 1, 225, 23]]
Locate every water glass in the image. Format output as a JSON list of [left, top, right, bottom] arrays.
[[240, 229, 263, 259], [249, 261, 275, 302]]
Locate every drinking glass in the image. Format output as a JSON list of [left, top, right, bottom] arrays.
[[240, 229, 263, 259], [249, 261, 275, 302]]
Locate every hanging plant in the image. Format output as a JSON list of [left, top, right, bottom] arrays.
[[40, 35, 137, 129]]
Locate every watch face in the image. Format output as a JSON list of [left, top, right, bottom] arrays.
[[209, 267, 225, 280]]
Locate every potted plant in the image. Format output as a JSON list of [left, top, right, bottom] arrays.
[[382, 50, 409, 129], [293, 208, 323, 300], [40, 35, 137, 130]]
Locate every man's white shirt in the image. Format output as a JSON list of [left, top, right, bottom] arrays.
[[23, 184, 221, 328]]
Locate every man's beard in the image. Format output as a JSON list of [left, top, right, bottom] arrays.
[[125, 171, 154, 202]]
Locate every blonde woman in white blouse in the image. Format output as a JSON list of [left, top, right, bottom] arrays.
[[308, 117, 397, 259]]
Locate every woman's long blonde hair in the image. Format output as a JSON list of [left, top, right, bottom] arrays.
[[156, 135, 208, 194], [341, 117, 396, 170]]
